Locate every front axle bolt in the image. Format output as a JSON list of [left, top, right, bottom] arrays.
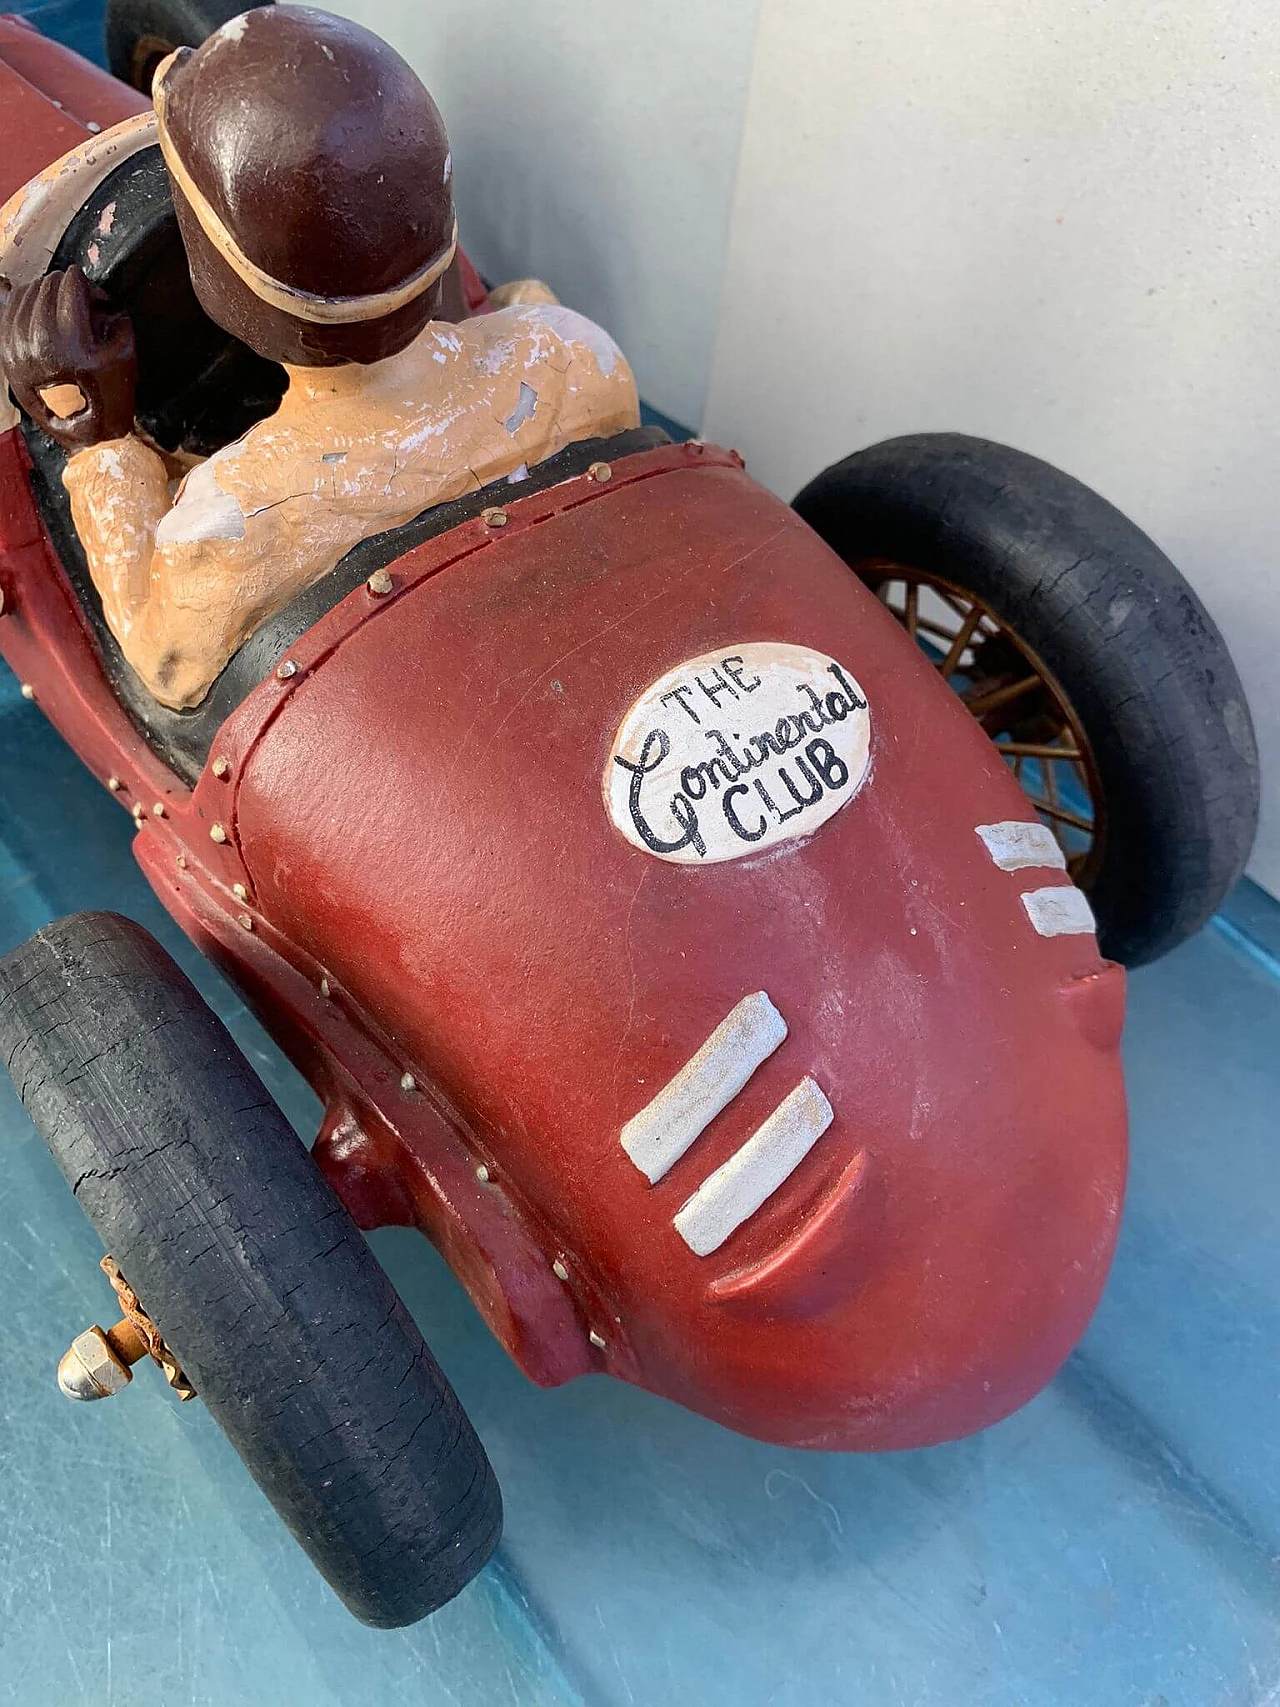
[[57, 1319, 148, 1402]]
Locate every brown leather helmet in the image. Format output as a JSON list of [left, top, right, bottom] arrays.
[[153, 6, 455, 367]]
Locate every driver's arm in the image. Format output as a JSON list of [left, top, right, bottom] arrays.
[[62, 432, 342, 710], [60, 435, 173, 663], [0, 267, 261, 707]]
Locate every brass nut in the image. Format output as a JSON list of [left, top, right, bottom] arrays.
[[367, 568, 394, 596], [232, 882, 248, 901], [152, 802, 166, 818], [209, 823, 227, 844], [588, 461, 612, 483], [237, 913, 254, 931], [481, 507, 508, 528], [107, 775, 123, 792], [57, 1326, 133, 1401], [276, 659, 299, 680], [20, 682, 34, 700], [211, 755, 231, 779]]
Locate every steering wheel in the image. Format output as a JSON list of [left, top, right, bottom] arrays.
[[49, 142, 286, 456]]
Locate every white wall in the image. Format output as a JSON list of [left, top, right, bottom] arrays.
[[326, 0, 762, 430], [705, 0, 1280, 895]]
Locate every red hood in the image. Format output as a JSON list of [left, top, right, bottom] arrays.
[[232, 449, 1127, 1449]]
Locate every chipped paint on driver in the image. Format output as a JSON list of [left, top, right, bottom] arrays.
[[154, 455, 245, 546], [504, 382, 538, 434]]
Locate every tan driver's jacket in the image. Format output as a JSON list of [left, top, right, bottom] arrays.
[[63, 303, 639, 709]]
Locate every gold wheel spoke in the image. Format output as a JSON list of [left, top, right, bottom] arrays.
[[859, 562, 1104, 891], [930, 585, 975, 622], [963, 673, 1042, 717], [1030, 800, 1094, 833], [998, 741, 1083, 761], [1029, 760, 1067, 853], [938, 605, 985, 680], [915, 613, 964, 643]]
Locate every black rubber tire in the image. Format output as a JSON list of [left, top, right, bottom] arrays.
[[105, 0, 273, 90], [0, 911, 501, 1627], [793, 433, 1259, 967]]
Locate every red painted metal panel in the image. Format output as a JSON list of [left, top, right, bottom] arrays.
[[228, 449, 1128, 1450]]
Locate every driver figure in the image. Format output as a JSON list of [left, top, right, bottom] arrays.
[[0, 7, 639, 710]]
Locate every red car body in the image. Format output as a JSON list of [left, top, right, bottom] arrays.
[[0, 17, 1127, 1452]]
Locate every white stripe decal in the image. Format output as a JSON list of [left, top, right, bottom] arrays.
[[621, 992, 788, 1184], [673, 1077, 834, 1257], [975, 820, 1066, 872], [1022, 885, 1096, 937]]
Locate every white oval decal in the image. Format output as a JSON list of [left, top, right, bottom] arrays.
[[605, 643, 872, 864]]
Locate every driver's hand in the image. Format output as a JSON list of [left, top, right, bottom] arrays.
[[0, 268, 137, 452]]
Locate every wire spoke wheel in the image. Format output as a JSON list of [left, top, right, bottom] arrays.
[[793, 434, 1258, 965], [865, 562, 1106, 890]]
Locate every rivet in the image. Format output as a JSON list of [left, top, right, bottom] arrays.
[[20, 682, 34, 700], [232, 882, 247, 900], [237, 912, 254, 931], [211, 755, 230, 779], [589, 1329, 607, 1350], [481, 506, 508, 528], [131, 803, 145, 823], [107, 775, 123, 792], [85, 120, 101, 134], [152, 802, 166, 818], [588, 461, 612, 483], [319, 977, 331, 999], [400, 1072, 417, 1093], [276, 659, 298, 680], [475, 1163, 490, 1183], [209, 823, 227, 844], [176, 855, 187, 870], [552, 1259, 569, 1282], [366, 568, 393, 596]]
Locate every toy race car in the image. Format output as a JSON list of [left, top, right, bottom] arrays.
[[0, 2, 1259, 1630]]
